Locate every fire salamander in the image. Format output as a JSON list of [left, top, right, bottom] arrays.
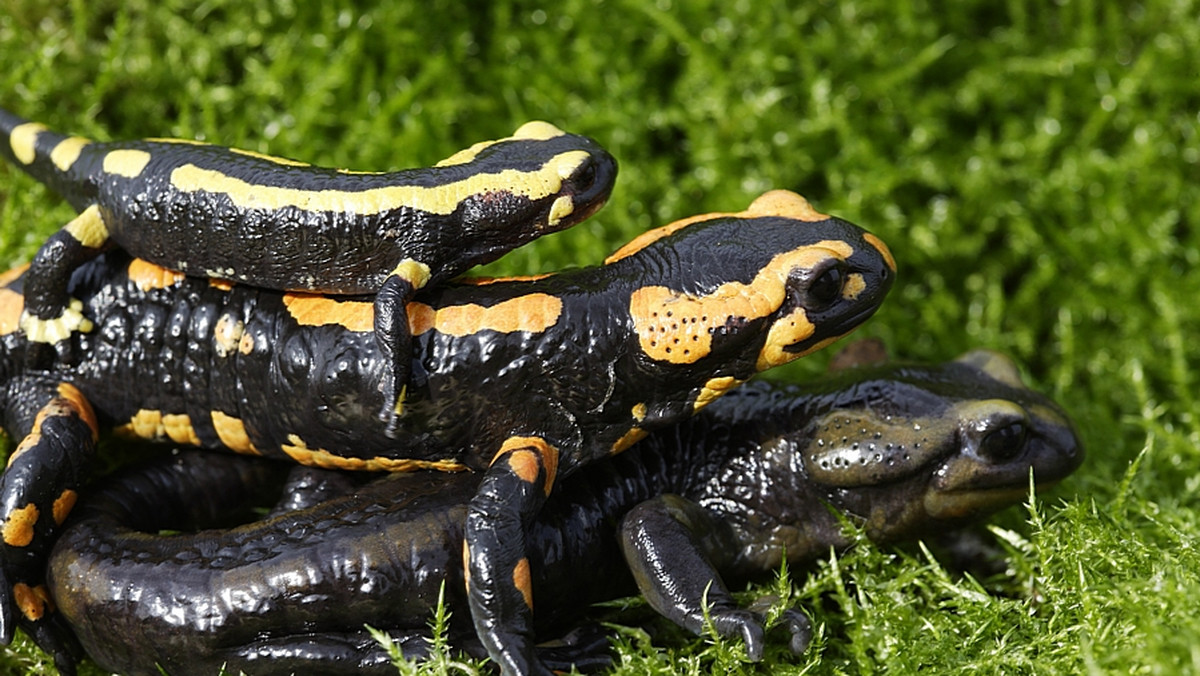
[[0, 191, 894, 674], [44, 347, 1083, 676], [0, 108, 618, 428]]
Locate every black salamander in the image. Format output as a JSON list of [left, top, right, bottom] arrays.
[[45, 348, 1083, 675], [0, 190, 895, 674], [0, 108, 617, 428]]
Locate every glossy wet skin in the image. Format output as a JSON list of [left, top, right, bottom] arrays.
[[46, 349, 1082, 675]]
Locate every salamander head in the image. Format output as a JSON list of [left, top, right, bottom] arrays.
[[428, 122, 617, 276], [757, 349, 1083, 552], [623, 191, 895, 375]]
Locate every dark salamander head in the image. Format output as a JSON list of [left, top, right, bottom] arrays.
[[765, 349, 1083, 547], [616, 190, 895, 378], [428, 121, 617, 277]]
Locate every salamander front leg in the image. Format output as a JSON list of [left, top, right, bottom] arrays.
[[618, 494, 812, 660], [0, 378, 97, 668], [464, 436, 559, 676], [374, 259, 430, 435], [18, 206, 107, 358]]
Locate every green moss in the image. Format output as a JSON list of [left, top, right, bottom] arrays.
[[1, 0, 1198, 673]]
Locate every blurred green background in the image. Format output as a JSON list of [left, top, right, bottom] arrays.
[[1, 0, 1198, 673]]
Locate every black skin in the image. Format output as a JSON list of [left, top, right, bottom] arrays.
[[0, 195, 895, 675], [44, 350, 1083, 676], [0, 108, 618, 431]]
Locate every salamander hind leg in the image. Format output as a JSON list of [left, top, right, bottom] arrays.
[[373, 259, 430, 434], [464, 436, 560, 676], [0, 378, 97, 664], [18, 205, 108, 361]]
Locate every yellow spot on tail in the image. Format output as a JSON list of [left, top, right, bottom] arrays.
[[9, 122, 47, 164], [390, 259, 432, 289], [630, 241, 852, 365], [281, 434, 468, 472], [0, 288, 23, 336], [864, 232, 896, 273], [693, 376, 742, 411], [170, 149, 592, 216], [632, 403, 647, 421], [408, 294, 563, 337], [282, 294, 375, 332], [606, 190, 831, 263], [103, 148, 152, 178], [45, 137, 89, 172], [64, 204, 109, 249], [2, 503, 38, 547], [435, 121, 566, 167], [211, 411, 261, 455], [228, 147, 310, 167], [513, 558, 534, 610], [49, 136, 91, 171], [13, 583, 53, 621], [52, 490, 77, 525], [128, 259, 185, 290]]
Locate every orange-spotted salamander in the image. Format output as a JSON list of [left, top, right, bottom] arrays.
[[0, 190, 894, 674], [45, 347, 1081, 675], [0, 108, 617, 429]]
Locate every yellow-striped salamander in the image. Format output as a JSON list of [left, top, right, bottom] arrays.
[[0, 108, 617, 429], [45, 348, 1082, 675], [0, 190, 894, 674]]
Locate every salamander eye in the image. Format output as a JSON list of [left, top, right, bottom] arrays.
[[572, 160, 598, 192], [806, 263, 844, 309], [977, 420, 1028, 462]]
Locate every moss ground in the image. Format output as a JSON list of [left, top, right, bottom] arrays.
[[1, 0, 1198, 673]]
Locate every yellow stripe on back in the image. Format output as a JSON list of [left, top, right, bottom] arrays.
[[170, 149, 591, 215]]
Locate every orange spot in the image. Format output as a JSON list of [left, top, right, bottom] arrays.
[[407, 294, 562, 337], [3, 503, 38, 547], [507, 449, 541, 485], [462, 539, 472, 592], [491, 437, 559, 495], [209, 278, 235, 291], [513, 558, 533, 610], [282, 294, 374, 332], [0, 288, 24, 336], [756, 307, 817, 371], [127, 259, 185, 291], [864, 233, 896, 273], [13, 583, 52, 621], [211, 411, 260, 455], [693, 376, 742, 411], [7, 432, 40, 468], [163, 413, 202, 445], [55, 383, 99, 441], [52, 490, 77, 525]]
